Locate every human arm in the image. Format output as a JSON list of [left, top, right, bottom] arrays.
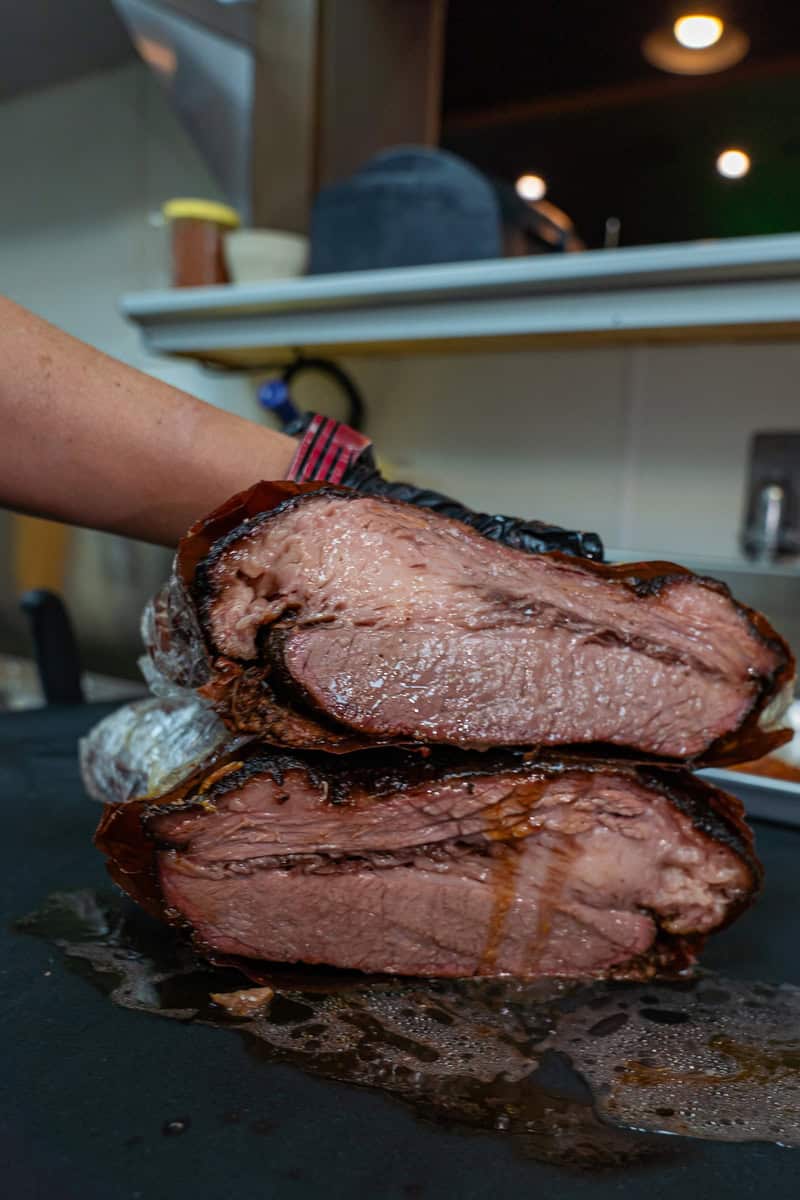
[[0, 297, 296, 547], [0, 297, 602, 559]]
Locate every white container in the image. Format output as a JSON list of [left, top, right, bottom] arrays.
[[224, 229, 309, 283]]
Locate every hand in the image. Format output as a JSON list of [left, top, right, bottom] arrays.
[[284, 412, 604, 561], [343, 447, 604, 562]]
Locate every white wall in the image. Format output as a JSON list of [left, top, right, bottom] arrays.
[[0, 59, 254, 416], [333, 340, 800, 561]]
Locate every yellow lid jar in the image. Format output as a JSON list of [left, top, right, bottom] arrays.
[[162, 199, 240, 288]]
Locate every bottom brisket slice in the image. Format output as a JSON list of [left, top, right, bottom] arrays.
[[95, 747, 759, 980]]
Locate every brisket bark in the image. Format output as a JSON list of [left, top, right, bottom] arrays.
[[145, 482, 793, 765], [93, 725, 760, 980]]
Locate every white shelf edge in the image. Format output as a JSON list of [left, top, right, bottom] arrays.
[[121, 233, 800, 362]]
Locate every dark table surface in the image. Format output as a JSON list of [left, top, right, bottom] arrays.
[[3, 703, 800, 1200]]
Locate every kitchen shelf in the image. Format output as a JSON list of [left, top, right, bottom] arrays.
[[121, 233, 800, 367]]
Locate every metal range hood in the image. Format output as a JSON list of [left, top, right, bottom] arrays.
[[113, 0, 255, 219], [113, 0, 446, 231]]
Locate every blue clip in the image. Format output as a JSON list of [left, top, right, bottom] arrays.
[[258, 378, 301, 430]]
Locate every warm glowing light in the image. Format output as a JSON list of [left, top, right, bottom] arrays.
[[716, 148, 751, 179], [674, 14, 724, 49], [134, 35, 177, 77], [515, 173, 547, 202]]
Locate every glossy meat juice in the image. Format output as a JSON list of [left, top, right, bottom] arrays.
[[148, 483, 792, 763]]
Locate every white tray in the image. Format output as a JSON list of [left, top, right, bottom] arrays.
[[700, 767, 800, 827]]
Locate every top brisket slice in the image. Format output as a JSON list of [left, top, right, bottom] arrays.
[[146, 482, 793, 764]]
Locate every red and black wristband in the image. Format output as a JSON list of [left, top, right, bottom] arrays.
[[286, 414, 372, 484]]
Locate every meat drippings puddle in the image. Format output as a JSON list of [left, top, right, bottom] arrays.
[[18, 890, 800, 1167]]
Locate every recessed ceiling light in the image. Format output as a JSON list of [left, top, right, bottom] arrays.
[[642, 20, 749, 75], [716, 148, 751, 179], [674, 14, 724, 50], [516, 174, 547, 202]]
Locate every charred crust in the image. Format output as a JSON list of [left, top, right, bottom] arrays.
[[94, 800, 166, 921], [606, 932, 706, 981], [174, 484, 793, 767], [635, 766, 762, 924], [95, 746, 760, 979]]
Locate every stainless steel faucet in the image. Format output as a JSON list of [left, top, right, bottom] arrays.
[[743, 480, 788, 562], [741, 433, 800, 563]]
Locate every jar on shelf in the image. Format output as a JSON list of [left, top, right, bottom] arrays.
[[162, 198, 240, 287]]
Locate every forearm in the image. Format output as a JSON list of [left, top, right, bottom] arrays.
[[0, 297, 296, 546]]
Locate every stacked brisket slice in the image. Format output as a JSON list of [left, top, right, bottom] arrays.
[[89, 481, 795, 980]]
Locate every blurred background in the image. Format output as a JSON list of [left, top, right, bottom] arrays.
[[2, 0, 800, 704]]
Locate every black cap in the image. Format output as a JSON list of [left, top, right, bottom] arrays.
[[309, 146, 503, 274]]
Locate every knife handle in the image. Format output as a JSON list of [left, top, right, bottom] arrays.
[[20, 589, 85, 706]]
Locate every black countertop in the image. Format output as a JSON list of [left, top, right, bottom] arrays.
[[3, 703, 800, 1200]]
